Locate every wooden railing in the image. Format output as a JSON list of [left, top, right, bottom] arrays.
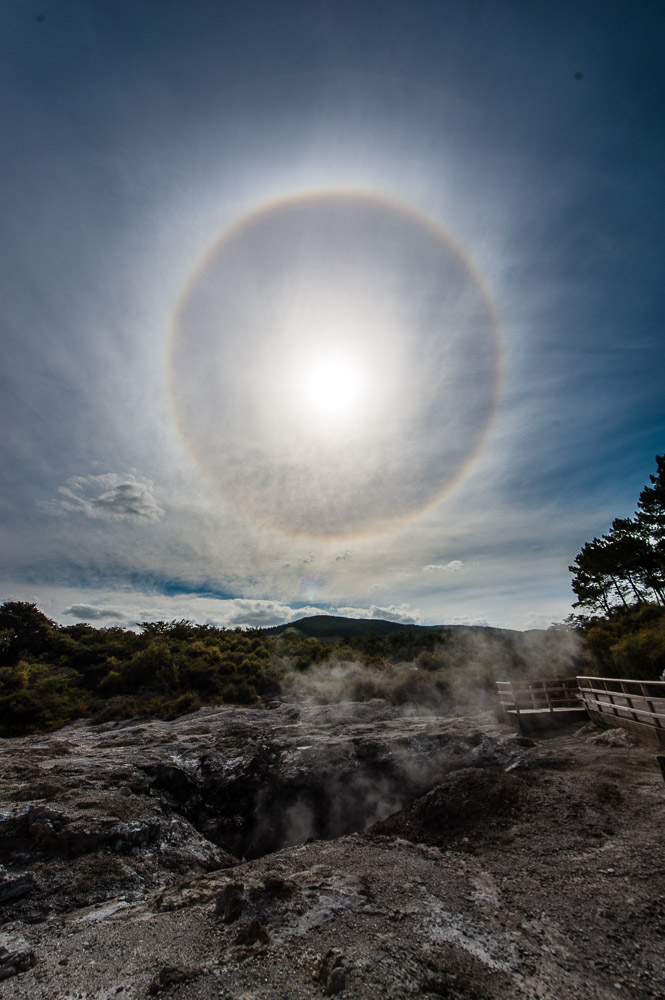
[[576, 676, 665, 731], [497, 675, 665, 746], [496, 677, 584, 716]]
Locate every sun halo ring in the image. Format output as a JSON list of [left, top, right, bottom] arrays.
[[168, 189, 501, 539]]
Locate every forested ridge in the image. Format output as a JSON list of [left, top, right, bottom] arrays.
[[0, 602, 578, 737]]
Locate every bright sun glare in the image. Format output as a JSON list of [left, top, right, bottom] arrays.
[[171, 193, 499, 535], [296, 349, 368, 427]]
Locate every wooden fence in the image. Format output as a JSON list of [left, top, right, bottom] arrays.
[[496, 676, 584, 716], [576, 676, 665, 732], [497, 675, 665, 747]]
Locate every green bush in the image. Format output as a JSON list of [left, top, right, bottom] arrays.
[[579, 604, 665, 679], [0, 660, 97, 736]]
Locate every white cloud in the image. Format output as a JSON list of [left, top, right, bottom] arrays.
[[335, 603, 423, 625], [424, 560, 464, 573], [39, 474, 164, 521], [222, 600, 305, 627], [224, 601, 337, 627], [450, 614, 492, 628], [54, 591, 334, 630]]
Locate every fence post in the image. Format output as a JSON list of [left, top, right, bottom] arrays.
[[607, 681, 620, 718], [641, 682, 662, 730], [620, 680, 640, 722]]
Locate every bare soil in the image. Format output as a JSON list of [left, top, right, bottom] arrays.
[[1, 708, 664, 999]]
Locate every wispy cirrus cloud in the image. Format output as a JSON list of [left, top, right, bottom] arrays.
[[39, 474, 164, 521]]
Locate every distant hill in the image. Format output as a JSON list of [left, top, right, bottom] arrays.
[[262, 614, 520, 641]]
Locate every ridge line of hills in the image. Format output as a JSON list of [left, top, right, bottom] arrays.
[[262, 614, 527, 639]]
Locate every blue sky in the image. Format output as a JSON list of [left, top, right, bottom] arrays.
[[2, 0, 664, 630]]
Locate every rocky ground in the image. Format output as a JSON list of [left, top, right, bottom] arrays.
[[0, 701, 664, 999]]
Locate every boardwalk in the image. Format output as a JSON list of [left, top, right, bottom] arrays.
[[497, 675, 665, 748]]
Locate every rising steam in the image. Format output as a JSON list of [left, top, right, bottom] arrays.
[[279, 625, 584, 716]]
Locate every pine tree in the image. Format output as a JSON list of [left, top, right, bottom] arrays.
[[570, 455, 665, 615]]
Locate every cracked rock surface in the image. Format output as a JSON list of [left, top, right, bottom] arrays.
[[1, 702, 664, 998]]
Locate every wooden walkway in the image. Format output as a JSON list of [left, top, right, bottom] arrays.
[[497, 676, 665, 748], [577, 676, 665, 749]]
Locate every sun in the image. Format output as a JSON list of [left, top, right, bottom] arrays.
[[295, 348, 368, 428], [169, 191, 500, 536]]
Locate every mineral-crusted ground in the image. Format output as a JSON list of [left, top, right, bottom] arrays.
[[1, 702, 664, 998]]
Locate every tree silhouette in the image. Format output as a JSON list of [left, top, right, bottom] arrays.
[[570, 456, 665, 615], [0, 601, 57, 665]]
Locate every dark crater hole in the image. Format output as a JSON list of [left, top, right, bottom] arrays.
[[145, 750, 431, 861]]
